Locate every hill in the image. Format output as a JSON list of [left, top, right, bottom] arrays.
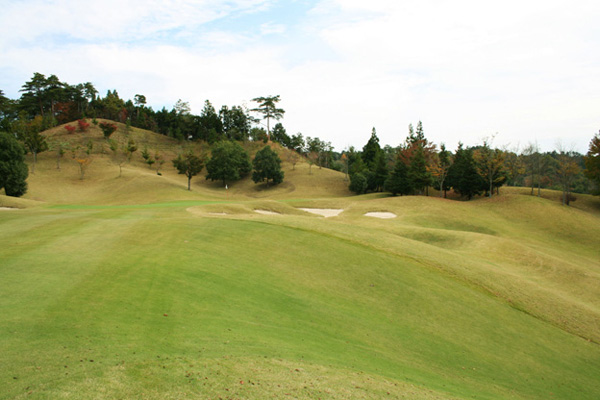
[[19, 120, 350, 205], [0, 121, 599, 399]]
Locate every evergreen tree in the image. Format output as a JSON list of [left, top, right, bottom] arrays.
[[271, 123, 291, 148], [361, 127, 381, 168], [199, 100, 223, 143], [409, 145, 431, 194], [349, 172, 368, 194], [205, 141, 251, 186], [251, 95, 284, 140], [447, 143, 485, 200], [252, 145, 284, 187], [385, 158, 411, 196], [371, 151, 389, 192], [0, 132, 28, 197]]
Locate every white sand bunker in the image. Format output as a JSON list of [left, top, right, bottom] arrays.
[[299, 208, 343, 218], [254, 209, 280, 215], [208, 212, 228, 216], [364, 212, 397, 219], [0, 207, 18, 211]]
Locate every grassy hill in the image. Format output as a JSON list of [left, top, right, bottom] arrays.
[[0, 122, 599, 399]]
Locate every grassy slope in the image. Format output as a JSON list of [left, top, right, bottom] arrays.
[[0, 123, 599, 399]]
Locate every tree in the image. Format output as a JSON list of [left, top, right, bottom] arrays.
[[99, 121, 117, 140], [17, 115, 48, 174], [371, 151, 389, 192], [385, 157, 411, 196], [19, 72, 49, 117], [251, 95, 285, 140], [252, 145, 284, 187], [173, 151, 204, 190], [584, 131, 600, 193], [126, 138, 137, 161], [522, 142, 540, 195], [447, 143, 485, 200], [349, 172, 368, 194], [50, 141, 68, 170], [199, 100, 223, 143], [271, 122, 291, 148], [220, 105, 250, 141], [205, 141, 251, 186], [429, 143, 452, 197], [474, 138, 506, 197], [286, 150, 300, 170], [290, 133, 305, 153], [361, 127, 381, 168], [408, 144, 431, 195], [109, 139, 127, 177], [555, 147, 580, 206], [0, 132, 28, 197]]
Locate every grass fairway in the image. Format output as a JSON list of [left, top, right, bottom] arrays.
[[1, 198, 599, 399], [1, 126, 599, 399]]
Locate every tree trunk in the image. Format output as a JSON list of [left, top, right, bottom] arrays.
[[187, 175, 191, 191]]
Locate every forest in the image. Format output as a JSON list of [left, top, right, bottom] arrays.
[[1, 72, 599, 203]]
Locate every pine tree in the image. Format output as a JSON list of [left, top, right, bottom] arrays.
[[361, 127, 381, 168], [409, 145, 431, 195], [385, 158, 411, 196], [252, 145, 284, 187], [447, 143, 485, 200], [372, 151, 389, 192]]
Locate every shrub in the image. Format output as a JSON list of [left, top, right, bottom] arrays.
[[99, 122, 118, 140], [64, 125, 76, 134], [77, 119, 90, 132]]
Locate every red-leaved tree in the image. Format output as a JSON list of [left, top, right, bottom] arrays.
[[77, 119, 90, 132]]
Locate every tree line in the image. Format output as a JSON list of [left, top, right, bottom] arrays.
[[1, 73, 599, 203], [344, 122, 600, 205]]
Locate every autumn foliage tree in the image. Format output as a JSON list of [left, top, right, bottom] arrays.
[[77, 119, 90, 132], [99, 121, 117, 140]]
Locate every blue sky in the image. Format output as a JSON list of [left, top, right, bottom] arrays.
[[1, 0, 599, 153]]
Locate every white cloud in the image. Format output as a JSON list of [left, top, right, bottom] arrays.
[[1, 0, 598, 153]]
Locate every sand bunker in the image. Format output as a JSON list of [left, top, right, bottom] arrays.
[[254, 209, 280, 215], [208, 212, 228, 216], [364, 212, 397, 219], [299, 208, 343, 218], [0, 207, 18, 211]]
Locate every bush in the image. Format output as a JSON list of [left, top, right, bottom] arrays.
[[77, 119, 90, 132], [0, 132, 28, 197], [349, 173, 367, 194], [99, 122, 118, 140], [64, 125, 76, 134]]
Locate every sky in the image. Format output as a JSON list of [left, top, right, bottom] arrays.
[[1, 0, 599, 153]]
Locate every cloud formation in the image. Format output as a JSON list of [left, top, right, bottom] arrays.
[[1, 0, 598, 152]]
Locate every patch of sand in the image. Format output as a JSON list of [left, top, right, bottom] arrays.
[[299, 208, 343, 218], [364, 212, 397, 219], [208, 212, 228, 216], [254, 209, 280, 215], [0, 207, 18, 211]]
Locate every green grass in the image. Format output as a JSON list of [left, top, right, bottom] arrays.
[[0, 125, 599, 399], [1, 200, 599, 399]]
